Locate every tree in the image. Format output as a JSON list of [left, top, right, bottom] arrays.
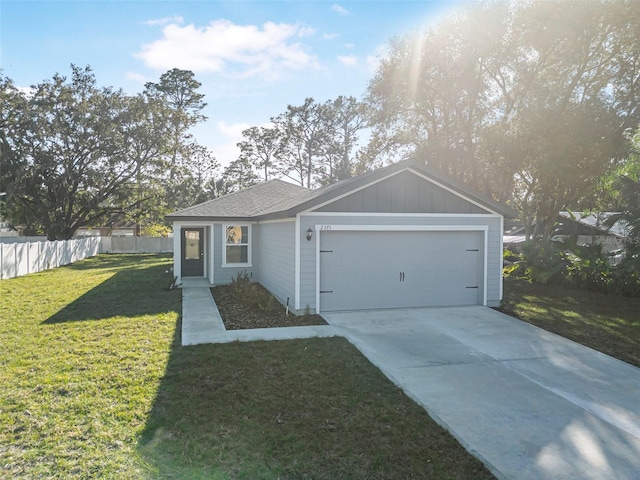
[[144, 68, 206, 165], [0, 76, 29, 229], [183, 144, 220, 204], [221, 156, 260, 193], [318, 96, 368, 185], [237, 126, 281, 181], [365, 0, 640, 237], [604, 127, 640, 249], [1, 65, 171, 239], [272, 98, 332, 188], [144, 68, 208, 211]]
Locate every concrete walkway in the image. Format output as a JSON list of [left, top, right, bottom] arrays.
[[323, 307, 640, 480], [180, 283, 339, 346]]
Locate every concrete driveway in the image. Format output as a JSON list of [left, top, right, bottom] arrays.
[[322, 306, 640, 480]]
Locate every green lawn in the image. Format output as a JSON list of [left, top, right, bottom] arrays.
[[0, 254, 179, 478], [1, 254, 493, 479], [501, 278, 640, 368]]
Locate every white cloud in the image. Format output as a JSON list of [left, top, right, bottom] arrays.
[[125, 71, 148, 84], [297, 25, 316, 38], [322, 32, 339, 40], [344, 43, 355, 49], [338, 55, 358, 66], [212, 121, 251, 168], [135, 20, 319, 78], [217, 120, 251, 138], [141, 15, 184, 26], [331, 4, 350, 16]]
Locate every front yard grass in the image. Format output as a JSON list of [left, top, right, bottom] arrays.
[[1, 254, 493, 479], [501, 278, 640, 368], [0, 254, 179, 478]]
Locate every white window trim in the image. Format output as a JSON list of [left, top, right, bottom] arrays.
[[222, 223, 253, 268]]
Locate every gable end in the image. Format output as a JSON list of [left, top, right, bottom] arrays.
[[313, 170, 489, 215]]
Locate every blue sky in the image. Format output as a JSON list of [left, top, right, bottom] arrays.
[[1, 0, 458, 168]]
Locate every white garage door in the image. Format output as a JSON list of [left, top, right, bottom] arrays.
[[318, 230, 484, 312]]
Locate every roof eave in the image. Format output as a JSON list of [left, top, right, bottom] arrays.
[[164, 215, 256, 223]]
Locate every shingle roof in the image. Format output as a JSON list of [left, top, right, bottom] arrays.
[[166, 159, 517, 221], [165, 179, 309, 220]]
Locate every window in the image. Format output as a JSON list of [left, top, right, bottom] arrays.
[[224, 225, 251, 266], [184, 230, 201, 260]]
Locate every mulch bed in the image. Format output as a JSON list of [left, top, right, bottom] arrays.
[[211, 284, 327, 330]]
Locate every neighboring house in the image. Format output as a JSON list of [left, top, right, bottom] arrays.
[[166, 159, 516, 313], [74, 215, 137, 237], [555, 211, 629, 253], [504, 212, 629, 254]]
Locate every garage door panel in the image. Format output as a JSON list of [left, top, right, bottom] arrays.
[[319, 230, 484, 312]]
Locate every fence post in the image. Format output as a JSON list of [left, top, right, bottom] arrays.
[[13, 242, 17, 278]]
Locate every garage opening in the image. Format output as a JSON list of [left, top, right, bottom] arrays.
[[318, 230, 485, 312]]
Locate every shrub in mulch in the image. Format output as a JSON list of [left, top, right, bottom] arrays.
[[211, 272, 326, 330]]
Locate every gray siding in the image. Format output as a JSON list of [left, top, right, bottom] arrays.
[[316, 171, 487, 214], [212, 223, 258, 284], [298, 214, 502, 312], [255, 221, 296, 306]]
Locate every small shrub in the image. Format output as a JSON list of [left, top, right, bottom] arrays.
[[564, 242, 613, 292], [229, 271, 253, 301], [229, 271, 279, 313], [503, 248, 525, 277], [504, 240, 567, 284], [256, 294, 277, 314], [504, 240, 640, 297], [612, 255, 640, 296]]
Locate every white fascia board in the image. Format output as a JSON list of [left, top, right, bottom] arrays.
[[258, 218, 295, 225], [303, 212, 500, 218], [174, 220, 217, 227], [314, 224, 489, 232]]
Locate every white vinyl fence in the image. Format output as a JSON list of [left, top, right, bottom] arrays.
[[0, 237, 101, 280], [0, 236, 172, 280], [101, 236, 173, 254]]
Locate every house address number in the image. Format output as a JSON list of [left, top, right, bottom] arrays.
[[319, 225, 332, 230]]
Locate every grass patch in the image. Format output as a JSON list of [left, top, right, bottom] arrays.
[[1, 254, 493, 479], [140, 338, 493, 479], [501, 278, 640, 368], [0, 254, 179, 479]]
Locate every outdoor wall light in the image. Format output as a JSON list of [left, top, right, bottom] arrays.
[[306, 227, 313, 241]]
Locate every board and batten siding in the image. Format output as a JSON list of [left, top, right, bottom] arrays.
[[255, 221, 296, 307], [315, 170, 487, 215], [298, 214, 503, 312]]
